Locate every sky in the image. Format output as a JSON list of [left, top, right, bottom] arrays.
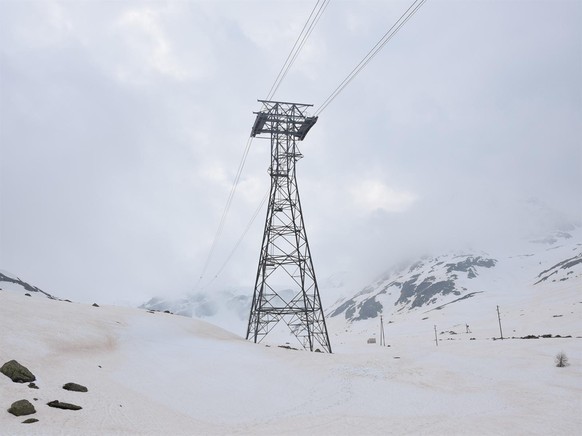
[[1, 0, 580, 305]]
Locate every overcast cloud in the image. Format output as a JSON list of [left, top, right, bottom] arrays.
[[1, 0, 580, 305]]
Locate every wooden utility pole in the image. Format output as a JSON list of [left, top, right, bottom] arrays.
[[496, 305, 504, 340], [434, 325, 438, 347], [380, 315, 386, 346]]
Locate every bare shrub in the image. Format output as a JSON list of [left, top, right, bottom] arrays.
[[555, 352, 569, 367]]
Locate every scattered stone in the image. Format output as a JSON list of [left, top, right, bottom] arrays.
[[278, 345, 298, 351], [8, 400, 36, 416], [1, 360, 36, 383], [64, 299, 72, 303], [98, 365, 102, 368], [33, 398, 38, 401], [25, 293, 31, 297], [28, 382, 39, 389], [22, 418, 39, 424], [163, 310, 171, 314], [63, 382, 88, 392], [47, 400, 82, 411], [92, 303, 99, 307]]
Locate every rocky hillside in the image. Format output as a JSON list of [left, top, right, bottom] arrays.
[[328, 227, 582, 325], [0, 270, 58, 300], [329, 254, 498, 321]]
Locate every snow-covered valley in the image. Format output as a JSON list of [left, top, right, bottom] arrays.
[[1, 269, 581, 435]]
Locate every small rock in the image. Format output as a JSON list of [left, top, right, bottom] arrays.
[[8, 399, 36, 416], [63, 382, 88, 392], [22, 418, 39, 424], [25, 293, 31, 297], [1, 360, 36, 383], [92, 303, 99, 307], [28, 382, 39, 389], [47, 400, 82, 410]]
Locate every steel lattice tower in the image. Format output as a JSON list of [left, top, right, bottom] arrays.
[[246, 100, 332, 353]]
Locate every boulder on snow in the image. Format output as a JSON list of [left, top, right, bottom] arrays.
[[28, 382, 39, 389], [22, 418, 39, 424], [47, 400, 82, 410], [8, 399, 36, 416], [63, 382, 88, 392], [1, 360, 36, 383]]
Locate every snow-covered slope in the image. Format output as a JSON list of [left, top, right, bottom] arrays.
[[0, 270, 58, 300], [1, 289, 581, 435], [328, 228, 582, 341]]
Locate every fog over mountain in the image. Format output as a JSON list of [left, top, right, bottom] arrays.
[[1, 1, 580, 305]]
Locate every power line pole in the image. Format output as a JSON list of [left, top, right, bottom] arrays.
[[380, 315, 386, 346], [246, 100, 331, 353], [496, 305, 504, 340]]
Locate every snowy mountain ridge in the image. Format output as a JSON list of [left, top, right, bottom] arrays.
[[140, 288, 252, 334], [138, 226, 581, 339], [0, 270, 58, 300], [328, 227, 581, 326], [329, 253, 498, 321]]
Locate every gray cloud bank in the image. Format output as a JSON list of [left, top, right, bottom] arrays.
[[1, 0, 580, 304]]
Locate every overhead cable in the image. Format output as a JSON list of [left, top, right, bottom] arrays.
[[203, 189, 270, 289], [315, 0, 428, 116], [265, 0, 331, 101], [197, 136, 254, 286]]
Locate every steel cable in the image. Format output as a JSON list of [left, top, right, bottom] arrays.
[[315, 0, 428, 116]]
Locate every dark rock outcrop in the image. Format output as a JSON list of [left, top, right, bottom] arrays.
[[47, 400, 82, 410], [1, 360, 36, 383], [8, 400, 36, 416], [63, 382, 88, 392]]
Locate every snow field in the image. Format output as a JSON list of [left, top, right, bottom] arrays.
[[1, 290, 581, 435]]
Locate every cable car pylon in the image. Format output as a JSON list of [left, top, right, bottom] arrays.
[[246, 100, 332, 353]]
